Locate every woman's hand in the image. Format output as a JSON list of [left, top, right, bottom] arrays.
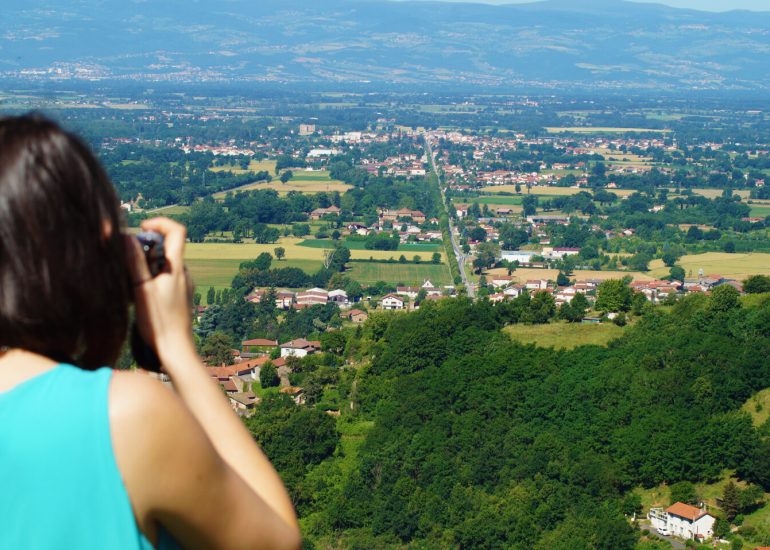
[[126, 217, 195, 369]]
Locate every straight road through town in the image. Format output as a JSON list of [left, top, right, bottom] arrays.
[[423, 135, 475, 299]]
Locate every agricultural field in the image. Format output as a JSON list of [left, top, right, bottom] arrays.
[[212, 168, 350, 198], [648, 252, 770, 281], [504, 321, 627, 350], [145, 205, 190, 216], [544, 127, 671, 134], [461, 195, 523, 205], [184, 238, 449, 292], [678, 188, 751, 200], [480, 185, 637, 198], [485, 267, 656, 283], [347, 261, 452, 286], [298, 239, 442, 252], [210, 159, 276, 175]]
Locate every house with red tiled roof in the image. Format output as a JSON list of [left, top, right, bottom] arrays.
[[648, 502, 715, 541], [241, 338, 278, 354]]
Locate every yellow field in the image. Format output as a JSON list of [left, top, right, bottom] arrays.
[[649, 252, 770, 280], [213, 178, 351, 198], [210, 159, 276, 175], [185, 238, 448, 263], [485, 267, 655, 282], [545, 127, 671, 134], [679, 188, 751, 200], [480, 185, 637, 198]]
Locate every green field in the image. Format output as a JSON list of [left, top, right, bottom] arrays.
[[187, 258, 321, 302], [297, 239, 442, 252], [750, 205, 770, 217], [504, 321, 627, 350], [461, 195, 524, 205], [347, 261, 452, 286]]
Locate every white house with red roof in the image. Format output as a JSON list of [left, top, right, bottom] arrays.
[[648, 502, 715, 541]]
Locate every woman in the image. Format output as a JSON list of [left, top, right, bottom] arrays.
[[0, 115, 301, 549]]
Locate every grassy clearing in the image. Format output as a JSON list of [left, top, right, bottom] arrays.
[[648, 252, 770, 281], [545, 127, 671, 134], [742, 387, 770, 427], [504, 321, 627, 350], [347, 261, 452, 286]]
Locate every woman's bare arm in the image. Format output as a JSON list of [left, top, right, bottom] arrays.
[[126, 217, 299, 543]]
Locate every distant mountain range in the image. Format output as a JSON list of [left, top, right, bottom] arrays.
[[3, 0, 770, 90]]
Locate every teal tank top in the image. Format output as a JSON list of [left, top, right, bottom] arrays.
[[0, 364, 175, 549]]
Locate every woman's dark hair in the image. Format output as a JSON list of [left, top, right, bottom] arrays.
[[0, 114, 131, 369]]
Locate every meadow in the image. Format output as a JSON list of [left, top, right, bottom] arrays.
[[504, 321, 627, 350], [346, 261, 452, 286], [648, 252, 770, 280]]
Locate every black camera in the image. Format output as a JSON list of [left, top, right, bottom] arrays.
[[135, 231, 166, 277], [131, 231, 167, 372]]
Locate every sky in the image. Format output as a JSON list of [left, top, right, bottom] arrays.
[[400, 0, 769, 11]]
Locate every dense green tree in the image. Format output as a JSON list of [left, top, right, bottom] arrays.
[[670, 265, 686, 283], [744, 275, 770, 294], [669, 481, 697, 505], [259, 361, 280, 388], [595, 279, 632, 313], [200, 331, 235, 366], [274, 246, 286, 261], [722, 481, 740, 521], [708, 284, 741, 313]]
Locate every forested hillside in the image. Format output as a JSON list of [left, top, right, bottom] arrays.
[[258, 291, 770, 548]]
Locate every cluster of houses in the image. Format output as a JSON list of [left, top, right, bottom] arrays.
[[360, 154, 428, 178], [246, 287, 355, 310], [426, 129, 677, 191], [483, 272, 743, 308], [377, 280, 457, 310], [206, 336, 331, 416]]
